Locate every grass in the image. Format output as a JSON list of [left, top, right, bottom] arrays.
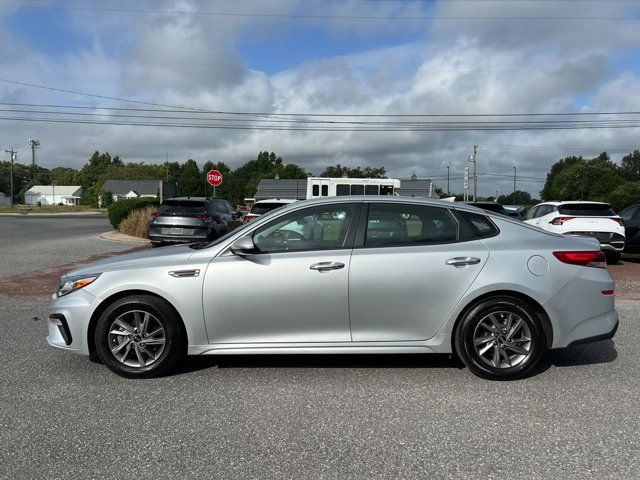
[[0, 204, 105, 214], [119, 205, 156, 238]]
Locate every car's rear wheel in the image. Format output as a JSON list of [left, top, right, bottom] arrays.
[[455, 296, 546, 380], [605, 251, 621, 264], [94, 295, 186, 378]]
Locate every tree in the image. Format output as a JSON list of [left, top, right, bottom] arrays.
[[178, 159, 202, 197], [320, 164, 387, 178], [497, 190, 532, 205], [620, 150, 640, 181], [608, 182, 640, 211], [80, 151, 124, 206]]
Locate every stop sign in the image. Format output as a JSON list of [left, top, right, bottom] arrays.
[[207, 169, 223, 187]]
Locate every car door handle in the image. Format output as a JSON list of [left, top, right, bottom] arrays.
[[310, 262, 345, 271], [445, 257, 481, 267]]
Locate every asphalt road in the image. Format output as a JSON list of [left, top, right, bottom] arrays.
[[1, 216, 639, 479], [0, 215, 132, 277]]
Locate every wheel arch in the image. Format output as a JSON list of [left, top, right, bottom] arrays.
[[450, 290, 554, 355], [87, 289, 188, 360]]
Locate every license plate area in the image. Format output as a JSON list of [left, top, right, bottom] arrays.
[[170, 227, 183, 235]]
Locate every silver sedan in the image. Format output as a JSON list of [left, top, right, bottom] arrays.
[[47, 197, 619, 380]]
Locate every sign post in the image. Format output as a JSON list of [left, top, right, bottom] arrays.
[[207, 169, 223, 197]]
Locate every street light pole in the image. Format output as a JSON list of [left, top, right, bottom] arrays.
[[446, 165, 450, 195], [513, 166, 517, 204], [5, 149, 16, 207], [470, 145, 478, 201]]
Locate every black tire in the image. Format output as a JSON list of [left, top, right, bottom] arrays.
[[94, 295, 186, 378], [454, 296, 546, 380], [605, 251, 621, 265]]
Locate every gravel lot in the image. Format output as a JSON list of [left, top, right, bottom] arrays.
[[0, 216, 639, 479]]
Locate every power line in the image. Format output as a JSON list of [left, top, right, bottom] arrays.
[[0, 4, 638, 21]]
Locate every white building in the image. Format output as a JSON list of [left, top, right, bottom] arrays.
[[0, 191, 9, 205], [24, 185, 82, 206]]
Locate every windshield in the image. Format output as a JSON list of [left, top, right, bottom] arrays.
[[159, 200, 206, 214], [250, 202, 288, 215], [559, 204, 615, 216]]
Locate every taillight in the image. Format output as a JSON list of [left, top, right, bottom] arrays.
[[550, 216, 574, 225], [195, 214, 212, 223], [243, 215, 258, 223], [553, 251, 606, 268], [610, 217, 625, 226], [151, 211, 161, 219]]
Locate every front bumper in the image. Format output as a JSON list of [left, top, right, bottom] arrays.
[[46, 289, 97, 355]]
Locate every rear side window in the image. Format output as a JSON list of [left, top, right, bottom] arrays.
[[312, 185, 319, 197], [351, 185, 364, 195], [250, 202, 287, 215], [159, 200, 205, 214], [365, 204, 458, 247], [620, 206, 638, 221], [321, 185, 328, 196], [458, 211, 499, 239], [365, 185, 378, 195], [559, 203, 615, 216]]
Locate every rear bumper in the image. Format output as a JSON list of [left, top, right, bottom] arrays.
[[565, 318, 618, 348], [566, 232, 625, 251], [149, 234, 208, 244]]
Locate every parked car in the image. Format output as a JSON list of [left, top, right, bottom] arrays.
[[148, 197, 240, 247], [464, 201, 509, 216], [523, 201, 625, 263], [619, 203, 640, 253], [503, 205, 526, 220], [48, 197, 618, 380], [242, 198, 297, 223]]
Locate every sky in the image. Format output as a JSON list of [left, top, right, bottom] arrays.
[[1, 0, 640, 198]]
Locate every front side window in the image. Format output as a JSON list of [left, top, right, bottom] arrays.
[[379, 185, 394, 196], [253, 204, 356, 253], [365, 204, 458, 247]]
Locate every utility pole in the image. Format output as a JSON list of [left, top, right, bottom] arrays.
[[28, 138, 40, 168], [471, 145, 478, 201], [463, 166, 470, 201], [5, 149, 16, 207], [513, 166, 517, 204], [446, 165, 450, 195]]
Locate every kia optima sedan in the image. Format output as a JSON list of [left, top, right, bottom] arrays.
[[47, 197, 618, 380]]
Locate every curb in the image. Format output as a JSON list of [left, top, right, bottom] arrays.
[[100, 230, 151, 245]]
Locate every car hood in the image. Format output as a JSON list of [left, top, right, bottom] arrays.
[[65, 244, 197, 277]]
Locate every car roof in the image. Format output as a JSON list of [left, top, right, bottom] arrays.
[[537, 200, 610, 206], [254, 198, 298, 204], [165, 197, 229, 202]]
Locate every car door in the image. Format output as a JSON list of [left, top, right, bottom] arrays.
[[202, 202, 360, 344], [621, 206, 640, 249], [348, 203, 490, 342]]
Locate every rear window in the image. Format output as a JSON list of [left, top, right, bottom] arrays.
[[458, 211, 499, 239], [159, 200, 205, 214], [250, 202, 287, 215], [559, 204, 615, 216]]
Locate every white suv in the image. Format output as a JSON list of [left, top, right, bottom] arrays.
[[242, 198, 297, 223], [524, 201, 625, 263]]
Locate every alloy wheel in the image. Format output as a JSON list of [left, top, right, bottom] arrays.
[[108, 310, 166, 368], [472, 311, 532, 369]]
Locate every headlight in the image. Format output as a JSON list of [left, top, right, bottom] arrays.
[[56, 273, 101, 297]]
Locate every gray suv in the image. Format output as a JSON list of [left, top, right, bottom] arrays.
[[149, 197, 239, 247]]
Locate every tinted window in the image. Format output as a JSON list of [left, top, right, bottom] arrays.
[[365, 204, 458, 247], [620, 206, 638, 221], [365, 185, 378, 195], [336, 184, 350, 196], [312, 185, 319, 197], [458, 211, 499, 238], [351, 184, 364, 195], [380, 185, 394, 195], [223, 201, 234, 214], [159, 200, 205, 214], [321, 185, 328, 196], [213, 200, 228, 213], [253, 204, 356, 253], [250, 202, 288, 215], [559, 203, 615, 216]]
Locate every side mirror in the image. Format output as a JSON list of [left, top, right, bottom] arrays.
[[230, 236, 256, 256]]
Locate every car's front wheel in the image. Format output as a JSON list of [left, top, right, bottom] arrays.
[[94, 295, 186, 378], [455, 296, 546, 380]]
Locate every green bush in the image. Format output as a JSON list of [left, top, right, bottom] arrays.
[[107, 197, 159, 229]]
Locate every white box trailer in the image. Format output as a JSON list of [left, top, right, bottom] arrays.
[[306, 177, 401, 199]]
